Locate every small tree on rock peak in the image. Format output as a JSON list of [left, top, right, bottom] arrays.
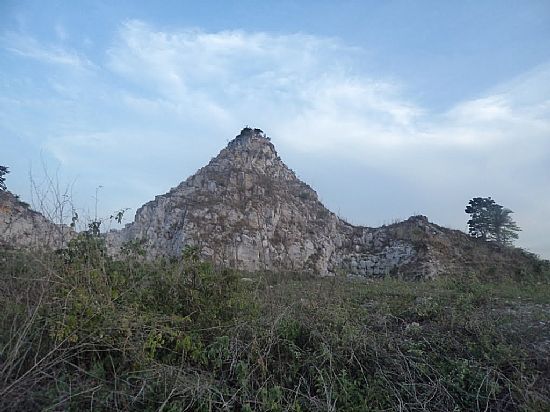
[[465, 197, 521, 246], [0, 165, 9, 191]]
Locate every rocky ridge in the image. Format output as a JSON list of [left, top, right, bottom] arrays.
[[106, 128, 542, 279], [0, 190, 73, 249]]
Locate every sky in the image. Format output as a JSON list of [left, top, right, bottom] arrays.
[[1, 0, 550, 258]]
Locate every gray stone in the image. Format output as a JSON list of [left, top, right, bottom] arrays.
[[0, 191, 74, 249], [100, 127, 537, 280]]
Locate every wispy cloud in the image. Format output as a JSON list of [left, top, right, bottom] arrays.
[[2, 31, 92, 69], [2, 20, 549, 256]]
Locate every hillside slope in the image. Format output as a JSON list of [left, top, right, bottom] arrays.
[[106, 128, 543, 278], [0, 190, 73, 249]]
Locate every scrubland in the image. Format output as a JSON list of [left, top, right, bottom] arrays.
[[1, 235, 549, 411]]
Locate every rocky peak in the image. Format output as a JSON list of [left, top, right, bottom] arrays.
[[212, 127, 279, 173], [190, 127, 296, 188], [227, 127, 273, 152], [106, 127, 543, 279]]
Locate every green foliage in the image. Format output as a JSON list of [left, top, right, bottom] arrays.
[[109, 208, 129, 224], [0, 244, 549, 411], [466, 196, 521, 245], [0, 165, 9, 191]]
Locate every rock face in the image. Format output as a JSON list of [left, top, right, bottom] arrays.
[[0, 191, 73, 249], [106, 128, 543, 279]]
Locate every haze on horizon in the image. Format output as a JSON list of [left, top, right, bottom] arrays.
[[1, 0, 549, 258]]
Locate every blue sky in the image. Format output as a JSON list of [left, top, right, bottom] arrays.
[[1, 0, 550, 257]]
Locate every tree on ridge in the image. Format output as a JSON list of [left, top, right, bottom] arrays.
[[0, 165, 9, 191], [465, 197, 521, 246]]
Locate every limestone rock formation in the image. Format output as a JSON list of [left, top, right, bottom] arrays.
[[0, 190, 73, 249], [106, 127, 542, 279]]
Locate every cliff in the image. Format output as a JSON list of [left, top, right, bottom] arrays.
[[0, 190, 73, 249], [106, 128, 542, 279]]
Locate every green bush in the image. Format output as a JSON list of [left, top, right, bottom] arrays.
[[0, 242, 549, 411]]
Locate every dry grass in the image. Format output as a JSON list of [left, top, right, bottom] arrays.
[[0, 237, 549, 411]]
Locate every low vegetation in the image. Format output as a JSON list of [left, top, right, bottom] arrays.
[[0, 235, 549, 411]]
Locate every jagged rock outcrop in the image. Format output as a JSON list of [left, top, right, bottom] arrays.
[[0, 191, 73, 249], [107, 128, 345, 273], [106, 128, 543, 279]]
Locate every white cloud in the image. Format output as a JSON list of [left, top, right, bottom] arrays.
[[102, 21, 549, 255], [2, 31, 92, 69], [2, 20, 549, 257], [103, 21, 425, 154]]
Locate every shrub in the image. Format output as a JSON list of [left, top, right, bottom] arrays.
[[0, 244, 549, 410]]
